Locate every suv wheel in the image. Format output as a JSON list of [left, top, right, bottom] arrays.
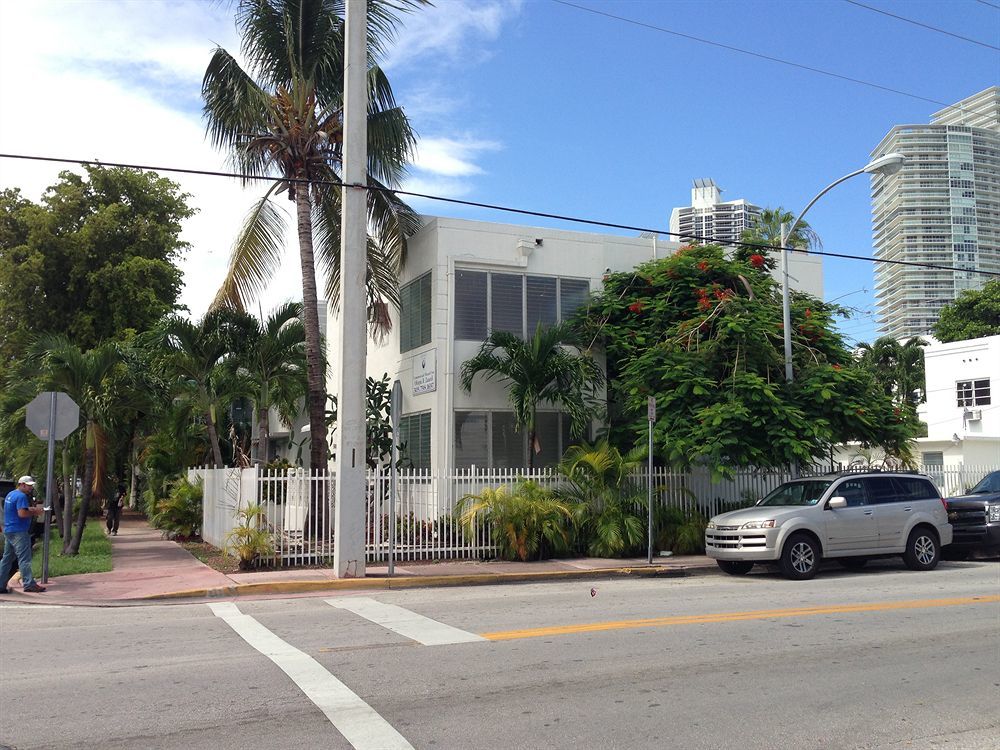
[[903, 527, 940, 571], [717, 560, 754, 576], [780, 534, 820, 580]]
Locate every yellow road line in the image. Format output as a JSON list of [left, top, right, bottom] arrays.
[[480, 594, 1000, 641]]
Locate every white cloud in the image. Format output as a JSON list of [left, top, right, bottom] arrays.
[[411, 137, 501, 177]]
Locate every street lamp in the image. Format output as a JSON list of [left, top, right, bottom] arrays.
[[778, 152, 906, 382]]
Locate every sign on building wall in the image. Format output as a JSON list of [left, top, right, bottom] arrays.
[[413, 348, 437, 395]]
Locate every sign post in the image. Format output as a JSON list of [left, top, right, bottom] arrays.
[[26, 392, 80, 583], [388, 380, 402, 577], [647, 396, 656, 565]]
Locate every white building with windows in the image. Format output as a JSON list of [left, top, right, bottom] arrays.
[[915, 334, 1000, 466], [328, 216, 823, 475], [871, 87, 1000, 339], [669, 179, 762, 248]]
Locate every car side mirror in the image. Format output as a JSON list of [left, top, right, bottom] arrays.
[[828, 497, 847, 510]]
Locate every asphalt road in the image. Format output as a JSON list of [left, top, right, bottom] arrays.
[[2, 558, 998, 750]]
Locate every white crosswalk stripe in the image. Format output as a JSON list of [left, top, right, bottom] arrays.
[[209, 601, 413, 750], [327, 597, 487, 646]]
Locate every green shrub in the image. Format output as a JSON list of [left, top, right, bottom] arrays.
[[224, 504, 274, 570], [152, 477, 203, 539], [656, 506, 708, 555], [457, 481, 571, 561]]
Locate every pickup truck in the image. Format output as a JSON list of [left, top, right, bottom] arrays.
[[944, 470, 1000, 559]]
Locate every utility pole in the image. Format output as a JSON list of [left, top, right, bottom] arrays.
[[333, 0, 368, 578]]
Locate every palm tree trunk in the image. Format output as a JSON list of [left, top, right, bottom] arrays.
[[258, 406, 270, 465], [66, 423, 96, 555], [205, 403, 224, 468], [61, 453, 74, 541], [295, 184, 329, 473]]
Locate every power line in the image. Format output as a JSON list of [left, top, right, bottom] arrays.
[[974, 0, 1000, 10], [841, 0, 1000, 52], [550, 0, 976, 118], [3, 151, 1000, 281]]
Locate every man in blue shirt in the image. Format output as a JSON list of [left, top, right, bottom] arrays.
[[0, 475, 46, 593]]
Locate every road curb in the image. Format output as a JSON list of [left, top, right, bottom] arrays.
[[144, 564, 713, 601]]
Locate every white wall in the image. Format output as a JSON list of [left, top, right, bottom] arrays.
[[918, 335, 1000, 443]]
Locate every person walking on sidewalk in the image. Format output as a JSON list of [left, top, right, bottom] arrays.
[[106, 483, 125, 536], [0, 475, 46, 593]]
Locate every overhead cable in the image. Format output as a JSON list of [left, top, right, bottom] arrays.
[[841, 0, 1000, 51], [2, 151, 999, 280]]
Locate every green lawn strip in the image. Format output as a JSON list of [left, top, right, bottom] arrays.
[[24, 522, 114, 577]]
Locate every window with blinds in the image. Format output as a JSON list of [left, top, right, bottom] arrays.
[[453, 411, 586, 469], [399, 272, 432, 353], [399, 412, 431, 469], [454, 270, 589, 341]]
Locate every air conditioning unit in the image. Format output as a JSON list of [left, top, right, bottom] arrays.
[[966, 409, 982, 422]]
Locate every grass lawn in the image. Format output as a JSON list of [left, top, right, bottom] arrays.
[[14, 521, 114, 578]]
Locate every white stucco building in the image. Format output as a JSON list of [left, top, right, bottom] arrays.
[[669, 179, 762, 248], [327, 216, 823, 475], [914, 334, 1000, 466]]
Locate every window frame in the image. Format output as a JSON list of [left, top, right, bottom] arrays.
[[398, 411, 431, 470], [956, 378, 991, 407], [399, 272, 433, 353]]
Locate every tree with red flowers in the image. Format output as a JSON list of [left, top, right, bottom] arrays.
[[577, 244, 919, 477]]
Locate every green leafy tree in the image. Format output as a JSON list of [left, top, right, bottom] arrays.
[[326, 373, 396, 468], [460, 322, 606, 470], [578, 244, 917, 476], [933, 279, 1000, 343], [0, 168, 193, 366], [856, 336, 926, 411], [202, 0, 425, 471]]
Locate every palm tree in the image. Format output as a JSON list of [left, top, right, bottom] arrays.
[[738, 207, 822, 268], [159, 313, 235, 468], [30, 336, 122, 555], [857, 336, 926, 409], [226, 302, 308, 464], [460, 322, 605, 470], [202, 0, 425, 471]]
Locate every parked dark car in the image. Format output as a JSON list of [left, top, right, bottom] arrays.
[[945, 470, 1000, 559]]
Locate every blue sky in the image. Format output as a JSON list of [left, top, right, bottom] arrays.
[[1, 0, 996, 344]]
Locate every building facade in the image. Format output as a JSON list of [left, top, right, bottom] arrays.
[[871, 87, 1000, 339], [328, 216, 823, 475], [668, 179, 762, 248]]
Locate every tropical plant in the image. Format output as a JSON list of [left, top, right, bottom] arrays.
[[202, 0, 425, 471], [556, 440, 649, 557], [933, 279, 1000, 343], [224, 503, 274, 570], [152, 476, 203, 539], [657, 506, 708, 555], [29, 336, 123, 555], [326, 372, 395, 468], [460, 322, 605, 469], [457, 481, 572, 562], [856, 336, 926, 410]]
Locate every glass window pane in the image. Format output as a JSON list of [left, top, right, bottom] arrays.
[[454, 411, 488, 469], [534, 412, 560, 468], [399, 272, 432, 352], [455, 270, 487, 340], [560, 278, 590, 322], [526, 276, 557, 335], [491, 274, 523, 336], [491, 412, 524, 468], [863, 477, 898, 505], [400, 413, 431, 470]]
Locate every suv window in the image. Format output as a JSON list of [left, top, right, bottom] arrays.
[[970, 471, 1000, 494], [832, 478, 867, 507], [892, 477, 938, 501], [862, 477, 899, 505], [759, 480, 832, 507]]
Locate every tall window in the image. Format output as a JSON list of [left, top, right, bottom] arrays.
[[398, 413, 431, 469], [454, 411, 587, 469], [399, 273, 432, 353], [957, 379, 990, 407], [454, 271, 590, 341]]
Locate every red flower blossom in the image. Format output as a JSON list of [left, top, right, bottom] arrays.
[[697, 261, 710, 272], [750, 254, 765, 268], [628, 301, 644, 314], [805, 308, 812, 318], [697, 297, 712, 311], [832, 363, 841, 371]]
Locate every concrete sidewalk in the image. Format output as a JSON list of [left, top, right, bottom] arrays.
[[5, 515, 717, 606]]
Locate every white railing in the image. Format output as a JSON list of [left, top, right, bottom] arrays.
[[196, 463, 998, 566]]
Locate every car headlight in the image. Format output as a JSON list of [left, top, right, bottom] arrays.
[[989, 504, 1000, 523], [706, 520, 716, 529], [741, 520, 775, 529]]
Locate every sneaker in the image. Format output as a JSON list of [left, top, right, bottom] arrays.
[[23, 583, 46, 593]]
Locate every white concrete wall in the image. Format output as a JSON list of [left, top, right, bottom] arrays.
[[918, 335, 1000, 443]]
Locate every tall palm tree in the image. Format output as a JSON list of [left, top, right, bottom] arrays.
[[460, 322, 605, 470], [857, 336, 926, 409], [738, 207, 822, 266], [226, 302, 308, 464], [202, 0, 424, 471], [30, 336, 122, 555]]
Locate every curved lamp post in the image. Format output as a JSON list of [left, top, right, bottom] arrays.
[[779, 152, 906, 382]]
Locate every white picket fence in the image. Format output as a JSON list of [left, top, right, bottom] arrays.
[[193, 463, 997, 567]]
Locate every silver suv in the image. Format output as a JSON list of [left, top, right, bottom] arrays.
[[705, 472, 953, 580]]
